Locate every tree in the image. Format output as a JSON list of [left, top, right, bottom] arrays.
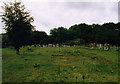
[[50, 27, 69, 44], [1, 1, 34, 55], [30, 31, 48, 45], [69, 23, 93, 44], [116, 22, 120, 46], [98, 22, 118, 45], [91, 24, 101, 43], [2, 33, 9, 48]]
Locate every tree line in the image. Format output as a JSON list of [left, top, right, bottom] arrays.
[[49, 22, 119, 46], [2, 22, 120, 47]]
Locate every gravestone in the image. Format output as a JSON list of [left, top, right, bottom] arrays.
[[108, 44, 110, 50], [96, 44, 100, 49], [104, 43, 110, 50], [67, 45, 70, 47], [63, 45, 66, 47], [48, 44, 52, 47], [89, 43, 95, 49], [53, 44, 55, 47], [56, 44, 59, 47], [31, 45, 34, 47], [74, 45, 76, 47], [99, 44, 103, 49], [42, 45, 45, 47]]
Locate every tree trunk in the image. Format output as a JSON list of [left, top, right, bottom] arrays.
[[16, 48, 20, 56]]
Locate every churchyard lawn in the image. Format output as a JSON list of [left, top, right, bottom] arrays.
[[2, 46, 119, 82]]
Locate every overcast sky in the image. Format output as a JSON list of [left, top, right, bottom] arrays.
[[0, 0, 119, 34]]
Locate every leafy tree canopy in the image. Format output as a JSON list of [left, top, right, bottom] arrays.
[[1, 1, 34, 55]]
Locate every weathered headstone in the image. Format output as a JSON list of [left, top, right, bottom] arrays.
[[48, 44, 52, 47], [31, 45, 34, 47], [96, 44, 99, 49], [74, 45, 76, 47], [89, 43, 95, 49], [93, 43, 96, 47], [104, 43, 109, 50], [53, 44, 55, 47], [43, 45, 47, 47], [38, 45, 41, 47], [108, 44, 110, 50], [63, 45, 66, 47], [56, 44, 59, 47], [99, 44, 103, 49]]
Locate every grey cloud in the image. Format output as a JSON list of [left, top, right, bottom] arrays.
[[118, 1, 120, 21], [0, 1, 118, 34], [22, 2, 118, 34]]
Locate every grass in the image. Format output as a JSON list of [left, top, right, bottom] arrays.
[[0, 48, 2, 83], [2, 46, 119, 82]]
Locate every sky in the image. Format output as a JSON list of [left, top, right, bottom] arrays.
[[0, 0, 119, 35]]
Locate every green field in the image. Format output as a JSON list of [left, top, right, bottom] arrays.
[[2, 46, 119, 82], [0, 48, 2, 83]]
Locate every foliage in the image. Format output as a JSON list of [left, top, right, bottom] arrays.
[[63, 38, 85, 45], [29, 31, 48, 45], [50, 27, 69, 44], [2, 22, 120, 47], [1, 1, 34, 55], [1, 33, 10, 48], [49, 22, 119, 46]]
